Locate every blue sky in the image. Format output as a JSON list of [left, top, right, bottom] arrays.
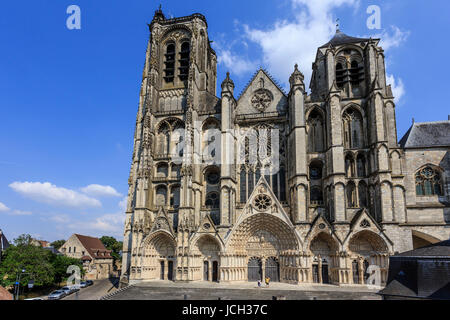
[[0, 0, 449, 242]]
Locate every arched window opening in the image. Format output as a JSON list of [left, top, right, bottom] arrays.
[[358, 182, 368, 208], [171, 125, 185, 158], [415, 167, 443, 196], [248, 168, 255, 197], [164, 43, 175, 83], [240, 168, 247, 203], [310, 161, 323, 180], [350, 61, 363, 85], [357, 154, 366, 177], [307, 110, 325, 153], [347, 182, 357, 208], [205, 192, 220, 209], [157, 163, 169, 178], [279, 167, 286, 202], [336, 63, 346, 88], [310, 187, 323, 205], [170, 186, 180, 209], [343, 108, 364, 149], [171, 164, 181, 179], [326, 187, 335, 222], [158, 123, 170, 155], [179, 42, 190, 81], [156, 186, 168, 207], [345, 154, 355, 178]]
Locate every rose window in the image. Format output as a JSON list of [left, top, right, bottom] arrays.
[[251, 90, 272, 112], [253, 194, 272, 211]]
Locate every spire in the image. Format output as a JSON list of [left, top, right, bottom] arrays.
[[152, 4, 165, 22], [336, 18, 340, 32], [221, 72, 235, 95], [289, 64, 305, 91]]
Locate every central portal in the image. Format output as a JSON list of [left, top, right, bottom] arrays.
[[229, 212, 300, 283]]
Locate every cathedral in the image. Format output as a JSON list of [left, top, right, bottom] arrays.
[[121, 9, 450, 287]]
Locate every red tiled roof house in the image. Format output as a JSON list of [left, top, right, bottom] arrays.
[[60, 234, 113, 280]]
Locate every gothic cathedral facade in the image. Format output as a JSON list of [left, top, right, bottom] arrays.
[[121, 9, 450, 286]]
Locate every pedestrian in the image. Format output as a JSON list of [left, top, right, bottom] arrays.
[[265, 276, 270, 287], [257, 280, 261, 288]]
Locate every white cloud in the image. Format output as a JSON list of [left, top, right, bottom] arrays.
[[0, 201, 32, 216], [217, 48, 258, 76], [67, 213, 125, 238], [49, 214, 71, 224], [9, 182, 101, 208], [118, 197, 127, 212], [243, 0, 359, 88], [0, 202, 10, 212], [376, 26, 410, 51], [81, 184, 122, 198], [11, 210, 32, 216], [386, 74, 405, 102]]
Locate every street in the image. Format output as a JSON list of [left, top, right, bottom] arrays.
[[62, 278, 119, 300]]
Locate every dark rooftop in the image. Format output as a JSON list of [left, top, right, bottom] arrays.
[[399, 121, 450, 148], [320, 30, 373, 48], [394, 239, 450, 258]]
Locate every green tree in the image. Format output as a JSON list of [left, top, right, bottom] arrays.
[[0, 236, 55, 289], [50, 240, 66, 250], [100, 236, 123, 267], [50, 254, 84, 284], [13, 234, 33, 246]]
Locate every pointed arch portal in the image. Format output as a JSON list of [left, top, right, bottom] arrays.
[[227, 213, 300, 283]]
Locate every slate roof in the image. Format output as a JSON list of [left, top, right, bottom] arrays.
[[320, 30, 372, 48], [74, 234, 113, 260], [378, 279, 418, 298], [399, 121, 450, 148], [393, 240, 450, 258], [379, 240, 450, 300]]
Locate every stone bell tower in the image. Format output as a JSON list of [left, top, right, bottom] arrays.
[[121, 7, 218, 285]]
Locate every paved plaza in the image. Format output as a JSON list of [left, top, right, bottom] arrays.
[[101, 281, 381, 300]]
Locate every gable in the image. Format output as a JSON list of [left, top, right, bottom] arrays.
[[226, 176, 302, 246], [150, 207, 175, 236], [236, 69, 288, 117]]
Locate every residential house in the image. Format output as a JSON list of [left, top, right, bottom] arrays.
[[60, 234, 113, 280]]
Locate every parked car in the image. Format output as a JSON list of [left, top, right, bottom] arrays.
[[24, 297, 45, 300], [70, 285, 80, 292], [86, 280, 94, 286], [48, 290, 66, 300], [60, 286, 73, 295]]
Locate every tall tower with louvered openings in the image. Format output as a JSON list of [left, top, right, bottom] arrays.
[[120, 9, 450, 287]]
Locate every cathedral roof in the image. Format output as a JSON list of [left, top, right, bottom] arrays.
[[393, 240, 450, 258], [319, 30, 372, 49], [399, 120, 450, 148], [379, 240, 450, 299]]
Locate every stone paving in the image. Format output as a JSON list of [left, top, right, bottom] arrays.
[[102, 281, 382, 300]]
